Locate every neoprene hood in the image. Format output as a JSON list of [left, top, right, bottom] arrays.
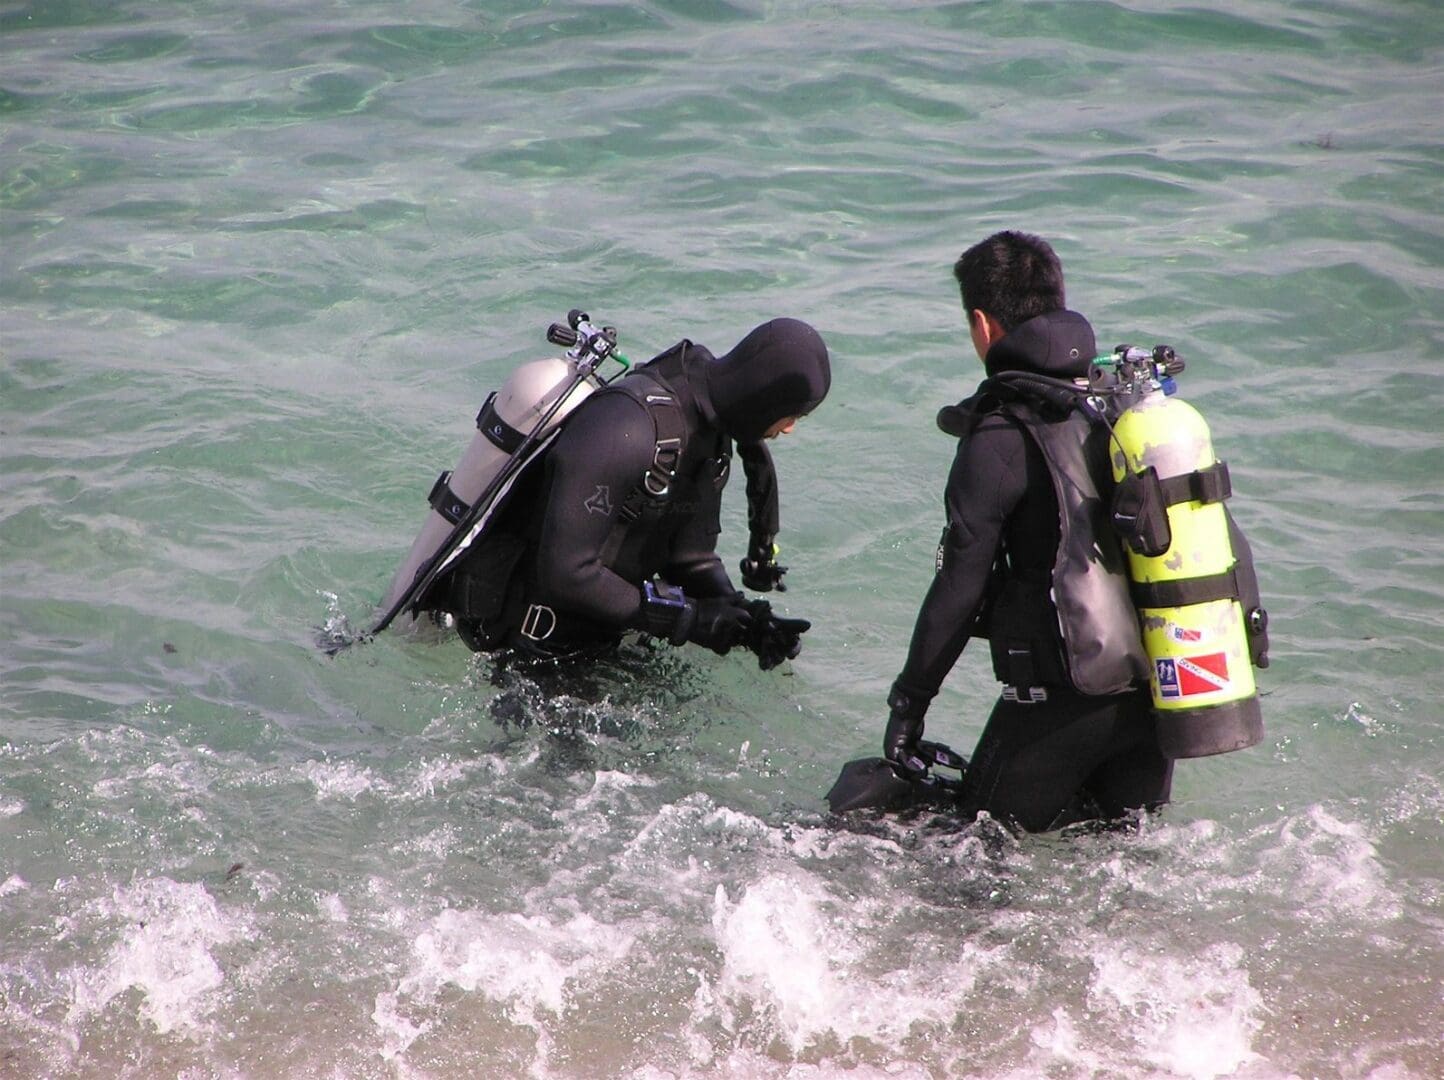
[[983, 309, 1095, 380], [706, 318, 831, 443]]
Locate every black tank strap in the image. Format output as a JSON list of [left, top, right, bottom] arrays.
[[476, 392, 526, 453], [427, 470, 470, 525], [1158, 461, 1231, 507], [1131, 565, 1242, 609]]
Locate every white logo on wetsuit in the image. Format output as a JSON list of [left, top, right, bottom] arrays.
[[585, 485, 613, 516]]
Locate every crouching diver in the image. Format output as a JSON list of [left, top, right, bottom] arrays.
[[409, 316, 831, 668], [829, 231, 1268, 831]]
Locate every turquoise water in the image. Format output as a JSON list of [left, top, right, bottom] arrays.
[[3, 2, 1442, 1077]]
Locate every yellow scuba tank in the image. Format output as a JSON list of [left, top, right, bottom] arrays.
[[1103, 346, 1264, 758]]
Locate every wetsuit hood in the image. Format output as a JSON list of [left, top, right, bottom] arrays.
[[937, 309, 1096, 438], [983, 309, 1095, 380], [704, 318, 831, 443]]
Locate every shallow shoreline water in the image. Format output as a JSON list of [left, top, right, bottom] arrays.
[[3, 2, 1442, 1077]]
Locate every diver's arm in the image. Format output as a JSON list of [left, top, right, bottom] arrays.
[[736, 439, 779, 549], [531, 394, 657, 626], [893, 421, 1027, 705], [665, 551, 735, 598], [663, 463, 735, 599]]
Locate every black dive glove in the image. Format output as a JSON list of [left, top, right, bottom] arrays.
[[743, 598, 810, 670], [639, 582, 753, 656], [883, 684, 930, 779], [740, 539, 788, 592], [690, 593, 754, 655]]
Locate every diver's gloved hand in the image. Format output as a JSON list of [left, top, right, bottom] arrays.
[[639, 581, 753, 654], [687, 592, 754, 655], [740, 540, 788, 592], [743, 598, 810, 670], [883, 684, 930, 779]]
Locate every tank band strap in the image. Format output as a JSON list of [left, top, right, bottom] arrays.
[[476, 392, 526, 453], [1132, 566, 1242, 610], [1158, 461, 1231, 507], [427, 470, 470, 525]]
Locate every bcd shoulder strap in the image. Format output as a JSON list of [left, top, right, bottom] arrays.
[[598, 376, 686, 565]]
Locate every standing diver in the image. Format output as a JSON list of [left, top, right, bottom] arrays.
[[393, 316, 831, 668], [865, 231, 1268, 832]]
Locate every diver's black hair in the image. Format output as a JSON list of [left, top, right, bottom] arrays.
[[952, 231, 1065, 332]]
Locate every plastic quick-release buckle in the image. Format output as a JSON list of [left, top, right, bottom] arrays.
[[520, 603, 557, 641], [1002, 685, 1050, 704]]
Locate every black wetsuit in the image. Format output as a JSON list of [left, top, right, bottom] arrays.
[[446, 318, 830, 656], [523, 341, 736, 644], [894, 310, 1173, 831]]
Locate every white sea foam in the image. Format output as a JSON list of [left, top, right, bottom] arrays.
[[299, 758, 387, 801], [67, 877, 243, 1036], [560, 768, 659, 847], [406, 755, 475, 797], [1259, 804, 1399, 922], [0, 874, 28, 897], [1085, 941, 1262, 1079], [372, 989, 430, 1064], [631, 1052, 934, 1080], [394, 823, 460, 860], [574, 767, 655, 812], [619, 792, 878, 874], [296, 753, 496, 805], [377, 905, 638, 1060], [319, 891, 349, 923], [704, 869, 990, 1058], [1087, 806, 1401, 929]]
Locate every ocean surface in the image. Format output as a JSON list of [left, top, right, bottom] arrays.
[[2, 2, 1441, 1077]]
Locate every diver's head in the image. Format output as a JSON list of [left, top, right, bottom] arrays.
[[706, 318, 830, 443], [954, 231, 1065, 348]]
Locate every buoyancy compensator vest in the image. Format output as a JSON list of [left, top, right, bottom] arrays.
[[1004, 403, 1153, 697], [938, 385, 1150, 699], [439, 368, 692, 653]]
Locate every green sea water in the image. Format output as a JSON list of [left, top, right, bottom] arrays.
[[2, 2, 1442, 1077]]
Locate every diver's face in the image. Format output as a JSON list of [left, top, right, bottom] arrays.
[[763, 416, 799, 439]]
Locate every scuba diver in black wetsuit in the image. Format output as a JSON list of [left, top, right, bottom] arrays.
[[875, 231, 1268, 832], [424, 317, 831, 667]]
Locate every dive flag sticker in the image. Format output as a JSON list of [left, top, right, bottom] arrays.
[[1157, 653, 1230, 699]]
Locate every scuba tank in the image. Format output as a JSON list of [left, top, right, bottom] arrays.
[[1096, 345, 1266, 758], [377, 312, 628, 634]]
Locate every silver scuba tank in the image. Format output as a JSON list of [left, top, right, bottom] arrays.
[[380, 354, 603, 633]]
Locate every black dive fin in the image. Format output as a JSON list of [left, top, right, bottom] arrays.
[[825, 741, 968, 814], [826, 758, 918, 813]]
